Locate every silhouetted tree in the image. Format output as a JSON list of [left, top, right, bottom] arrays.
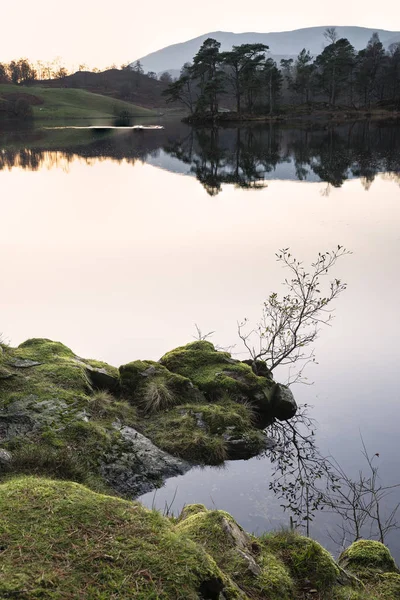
[[220, 43, 269, 115]]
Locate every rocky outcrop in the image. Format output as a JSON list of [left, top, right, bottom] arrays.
[[100, 424, 190, 497], [160, 340, 296, 419], [0, 337, 298, 497]]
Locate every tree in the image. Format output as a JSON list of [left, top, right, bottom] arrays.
[[323, 437, 400, 548], [220, 43, 269, 115], [293, 49, 315, 103], [263, 58, 282, 114], [315, 38, 356, 106], [55, 66, 68, 80], [191, 38, 223, 116], [132, 60, 144, 74], [355, 33, 386, 107], [147, 71, 157, 79], [238, 246, 350, 379], [324, 27, 338, 45], [7, 59, 36, 84], [162, 75, 195, 113], [159, 71, 173, 84], [0, 63, 9, 83]]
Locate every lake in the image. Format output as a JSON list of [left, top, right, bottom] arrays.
[[1, 118, 399, 559]]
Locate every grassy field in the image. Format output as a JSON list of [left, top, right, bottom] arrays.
[[0, 84, 157, 119]]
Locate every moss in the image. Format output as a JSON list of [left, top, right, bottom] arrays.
[[160, 341, 274, 404], [261, 529, 340, 592], [339, 540, 399, 578], [119, 359, 199, 413], [16, 338, 75, 360], [333, 573, 400, 600], [375, 572, 400, 598], [85, 358, 119, 378], [177, 504, 208, 521], [0, 476, 245, 599], [87, 390, 137, 424], [142, 399, 263, 464], [0, 339, 142, 492], [176, 508, 294, 600]]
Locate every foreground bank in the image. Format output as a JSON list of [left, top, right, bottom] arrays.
[[0, 476, 398, 599]]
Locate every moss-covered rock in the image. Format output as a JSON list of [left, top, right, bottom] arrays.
[[0, 337, 297, 495], [0, 339, 186, 496], [339, 540, 399, 577], [176, 506, 294, 599], [0, 477, 244, 599], [160, 341, 276, 409], [0, 478, 397, 600], [142, 399, 268, 463], [119, 359, 203, 413], [261, 529, 341, 593]]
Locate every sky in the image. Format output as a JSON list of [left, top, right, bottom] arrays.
[[1, 0, 400, 71]]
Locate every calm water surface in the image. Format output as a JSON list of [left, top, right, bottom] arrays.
[[1, 119, 399, 558]]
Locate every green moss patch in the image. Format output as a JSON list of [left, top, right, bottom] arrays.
[[339, 540, 399, 578], [0, 477, 242, 599], [119, 359, 200, 413], [176, 507, 294, 600], [160, 341, 274, 406], [142, 399, 265, 463], [261, 529, 340, 592]]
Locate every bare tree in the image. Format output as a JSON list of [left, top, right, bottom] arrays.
[[323, 438, 400, 549], [238, 246, 350, 381], [324, 27, 338, 45]]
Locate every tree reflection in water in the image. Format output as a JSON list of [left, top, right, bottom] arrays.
[[1, 120, 400, 194]]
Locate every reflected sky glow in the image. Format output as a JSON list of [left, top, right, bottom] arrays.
[[1, 148, 399, 558]]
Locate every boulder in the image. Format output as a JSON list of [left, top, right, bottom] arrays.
[[176, 507, 294, 599], [100, 425, 191, 497], [160, 341, 276, 414], [272, 384, 297, 421], [339, 540, 399, 576]]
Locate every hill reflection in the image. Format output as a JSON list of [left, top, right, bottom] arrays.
[[1, 121, 400, 194]]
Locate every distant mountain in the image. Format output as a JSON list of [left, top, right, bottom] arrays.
[[134, 26, 400, 75]]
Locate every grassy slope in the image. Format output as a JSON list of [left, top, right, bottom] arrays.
[[0, 84, 156, 118]]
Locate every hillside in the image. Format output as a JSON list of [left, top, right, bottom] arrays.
[[135, 26, 400, 74], [35, 68, 169, 109], [0, 83, 157, 119]]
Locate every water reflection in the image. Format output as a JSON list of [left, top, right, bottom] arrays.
[[1, 120, 400, 193]]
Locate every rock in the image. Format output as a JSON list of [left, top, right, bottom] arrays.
[[0, 366, 14, 380], [100, 424, 191, 497], [222, 428, 275, 460], [83, 363, 120, 393], [160, 341, 276, 413], [339, 540, 399, 575], [7, 359, 41, 368], [241, 359, 273, 378], [272, 384, 297, 420], [0, 448, 12, 465], [176, 507, 294, 598]]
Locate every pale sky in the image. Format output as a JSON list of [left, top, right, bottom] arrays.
[[1, 0, 400, 70]]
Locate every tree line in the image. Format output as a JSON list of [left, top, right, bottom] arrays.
[[0, 57, 174, 85], [163, 28, 400, 118]]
